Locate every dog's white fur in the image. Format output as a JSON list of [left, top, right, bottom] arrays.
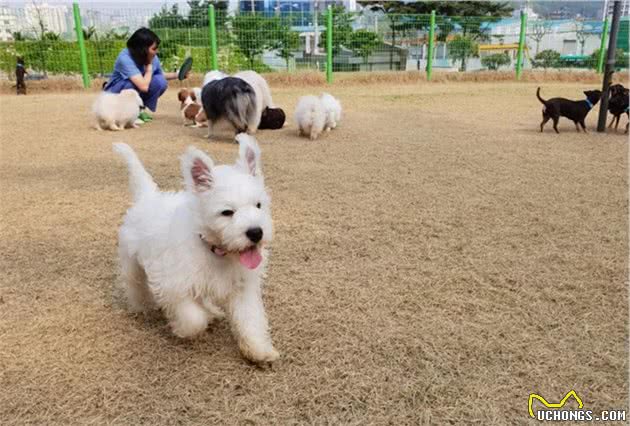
[[113, 135, 278, 363], [93, 89, 143, 131], [202, 70, 228, 87], [234, 70, 275, 111], [320, 92, 342, 131], [294, 95, 326, 140], [192, 87, 203, 106]]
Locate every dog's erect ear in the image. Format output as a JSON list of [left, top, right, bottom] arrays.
[[235, 133, 262, 177], [181, 146, 214, 192]]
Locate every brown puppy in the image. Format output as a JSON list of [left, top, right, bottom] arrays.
[[177, 88, 206, 127], [536, 87, 602, 133], [607, 84, 629, 133]]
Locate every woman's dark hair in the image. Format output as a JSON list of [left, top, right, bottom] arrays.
[[127, 28, 160, 65]]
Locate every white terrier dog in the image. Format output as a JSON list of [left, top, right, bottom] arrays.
[[294, 95, 326, 140], [113, 134, 278, 363], [93, 89, 143, 131], [320, 92, 342, 131]]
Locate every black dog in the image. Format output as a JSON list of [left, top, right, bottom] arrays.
[[536, 87, 602, 133], [607, 84, 629, 134], [258, 107, 285, 130], [200, 77, 258, 136], [15, 57, 26, 95]]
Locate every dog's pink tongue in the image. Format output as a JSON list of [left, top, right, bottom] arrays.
[[239, 247, 262, 269]]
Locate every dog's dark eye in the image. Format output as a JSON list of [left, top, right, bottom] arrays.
[[221, 210, 234, 217], [256, 202, 261, 209]]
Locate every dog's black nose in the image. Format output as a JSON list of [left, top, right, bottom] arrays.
[[246, 227, 263, 243]]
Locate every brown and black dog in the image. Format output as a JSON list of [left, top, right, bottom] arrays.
[[536, 87, 602, 133], [607, 84, 629, 134], [16, 57, 26, 95]]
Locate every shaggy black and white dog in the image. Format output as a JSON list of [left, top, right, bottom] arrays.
[[197, 70, 277, 139], [199, 76, 259, 137]]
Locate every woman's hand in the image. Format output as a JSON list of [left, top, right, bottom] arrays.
[[129, 62, 154, 93], [146, 43, 158, 65]]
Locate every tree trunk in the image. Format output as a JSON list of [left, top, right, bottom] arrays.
[[390, 28, 396, 70]]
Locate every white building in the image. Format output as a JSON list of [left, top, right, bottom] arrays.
[[486, 17, 604, 57], [603, 0, 630, 17], [0, 6, 19, 40], [23, 3, 72, 37]]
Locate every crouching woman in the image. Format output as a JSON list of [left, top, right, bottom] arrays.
[[104, 28, 188, 121]]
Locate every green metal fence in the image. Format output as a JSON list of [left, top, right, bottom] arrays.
[[0, 2, 627, 88]]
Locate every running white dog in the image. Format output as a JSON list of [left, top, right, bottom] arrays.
[[294, 95, 326, 140], [113, 134, 278, 363], [93, 89, 143, 131], [320, 92, 342, 131]]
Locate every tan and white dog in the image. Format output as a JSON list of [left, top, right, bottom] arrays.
[[177, 88, 207, 127]]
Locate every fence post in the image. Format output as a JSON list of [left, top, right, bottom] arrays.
[[326, 5, 333, 84], [426, 10, 435, 80], [72, 3, 90, 88], [597, 18, 609, 73], [209, 4, 219, 70], [515, 10, 527, 80]]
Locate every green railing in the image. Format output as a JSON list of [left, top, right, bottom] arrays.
[[1, 2, 626, 88]]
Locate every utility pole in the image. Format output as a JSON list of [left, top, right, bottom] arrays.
[[597, 0, 622, 132], [313, 0, 319, 55]]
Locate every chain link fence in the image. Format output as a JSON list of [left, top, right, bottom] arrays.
[[0, 2, 627, 83]]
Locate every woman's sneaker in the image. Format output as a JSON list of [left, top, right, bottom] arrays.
[[138, 111, 153, 122]]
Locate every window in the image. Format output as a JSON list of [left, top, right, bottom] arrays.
[[562, 39, 577, 55]]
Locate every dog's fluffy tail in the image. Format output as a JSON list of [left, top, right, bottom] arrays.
[[227, 86, 257, 133], [113, 143, 158, 202], [536, 87, 547, 105]]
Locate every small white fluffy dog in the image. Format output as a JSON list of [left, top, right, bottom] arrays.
[[294, 95, 326, 140], [113, 134, 278, 363], [93, 89, 143, 131], [320, 92, 342, 131]]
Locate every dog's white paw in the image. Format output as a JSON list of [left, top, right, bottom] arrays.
[[239, 341, 280, 363], [170, 301, 209, 338]]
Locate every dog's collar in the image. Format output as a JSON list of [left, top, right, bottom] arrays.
[[199, 234, 226, 257], [16, 63, 24, 68], [585, 98, 594, 109]]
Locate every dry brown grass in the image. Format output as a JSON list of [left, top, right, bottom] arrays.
[[0, 80, 628, 425], [2, 69, 627, 94]]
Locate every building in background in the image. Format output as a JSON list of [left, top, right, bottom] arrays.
[[23, 2, 72, 36], [233, 0, 357, 14], [0, 5, 19, 41], [603, 0, 630, 17]]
